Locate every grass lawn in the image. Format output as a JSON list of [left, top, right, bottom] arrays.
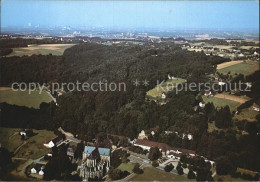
[[117, 162, 135, 173], [0, 127, 56, 159], [235, 106, 258, 122], [214, 174, 244, 181], [129, 167, 191, 181], [7, 44, 75, 57], [218, 61, 259, 77], [202, 95, 240, 112], [0, 127, 24, 152], [0, 87, 52, 109], [146, 78, 186, 99]]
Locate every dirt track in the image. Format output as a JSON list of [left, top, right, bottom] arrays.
[[214, 94, 248, 103], [217, 60, 243, 70]]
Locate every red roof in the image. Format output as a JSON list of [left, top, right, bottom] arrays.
[[134, 139, 171, 152], [134, 139, 196, 155]]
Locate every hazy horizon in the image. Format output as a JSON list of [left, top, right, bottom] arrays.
[[1, 0, 259, 32]]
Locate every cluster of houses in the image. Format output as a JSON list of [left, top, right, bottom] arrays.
[[184, 43, 259, 60], [30, 164, 45, 176]]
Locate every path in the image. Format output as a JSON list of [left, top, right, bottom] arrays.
[[13, 141, 28, 155]]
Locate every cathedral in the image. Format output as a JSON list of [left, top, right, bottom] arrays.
[[79, 146, 110, 180]]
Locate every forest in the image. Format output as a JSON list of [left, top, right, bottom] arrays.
[[0, 42, 259, 174]]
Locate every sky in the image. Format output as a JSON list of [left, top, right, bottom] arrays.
[[1, 0, 259, 31]]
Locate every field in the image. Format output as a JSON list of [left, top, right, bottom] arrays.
[[146, 78, 186, 99], [202, 95, 241, 112], [0, 87, 52, 109], [117, 162, 135, 173], [217, 61, 259, 76], [235, 106, 258, 122], [217, 60, 243, 69], [6, 44, 75, 57], [0, 127, 56, 159], [129, 167, 190, 181]]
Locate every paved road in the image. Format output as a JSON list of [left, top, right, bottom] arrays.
[[118, 153, 151, 181]]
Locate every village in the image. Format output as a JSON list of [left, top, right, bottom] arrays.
[[1, 125, 217, 181]]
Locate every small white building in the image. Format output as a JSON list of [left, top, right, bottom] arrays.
[[161, 93, 166, 99], [138, 130, 148, 140], [252, 103, 260, 112], [39, 170, 44, 176], [199, 102, 206, 108], [218, 81, 226, 86], [44, 136, 63, 148], [31, 168, 37, 174], [238, 53, 244, 57], [204, 91, 213, 97], [20, 131, 26, 136]]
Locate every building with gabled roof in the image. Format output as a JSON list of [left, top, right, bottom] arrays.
[[79, 146, 110, 180]]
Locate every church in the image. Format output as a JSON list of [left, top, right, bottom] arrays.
[[79, 146, 110, 180]]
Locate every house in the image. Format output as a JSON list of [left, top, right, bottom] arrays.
[[31, 168, 37, 174], [252, 103, 260, 112], [133, 139, 171, 156], [39, 170, 44, 176], [79, 146, 110, 180], [31, 164, 45, 175], [199, 102, 205, 108], [166, 147, 196, 159], [161, 93, 166, 99], [204, 91, 213, 97], [238, 53, 244, 57], [20, 131, 26, 136], [218, 81, 226, 86], [254, 51, 259, 55], [19, 129, 33, 136], [44, 135, 63, 148], [182, 134, 193, 140], [138, 130, 148, 140]]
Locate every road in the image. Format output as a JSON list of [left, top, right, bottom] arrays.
[[118, 152, 151, 181], [58, 127, 81, 143]]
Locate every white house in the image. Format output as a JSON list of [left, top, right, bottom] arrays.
[[151, 131, 155, 136], [252, 103, 260, 112], [39, 170, 44, 176], [238, 53, 244, 57], [20, 131, 26, 136], [254, 51, 258, 55], [138, 130, 148, 140], [161, 93, 166, 99], [204, 91, 213, 97], [44, 136, 63, 148], [31, 168, 37, 174], [199, 102, 206, 108], [218, 81, 226, 86]]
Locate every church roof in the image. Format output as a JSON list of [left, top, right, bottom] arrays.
[[84, 146, 110, 156]]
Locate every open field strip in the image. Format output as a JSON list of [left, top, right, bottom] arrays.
[[214, 94, 248, 104], [202, 95, 240, 112], [217, 61, 259, 76], [146, 78, 186, 99], [217, 60, 243, 70], [6, 44, 75, 57], [0, 87, 52, 109]]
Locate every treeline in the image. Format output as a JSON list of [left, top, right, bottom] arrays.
[[1, 42, 259, 173]]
